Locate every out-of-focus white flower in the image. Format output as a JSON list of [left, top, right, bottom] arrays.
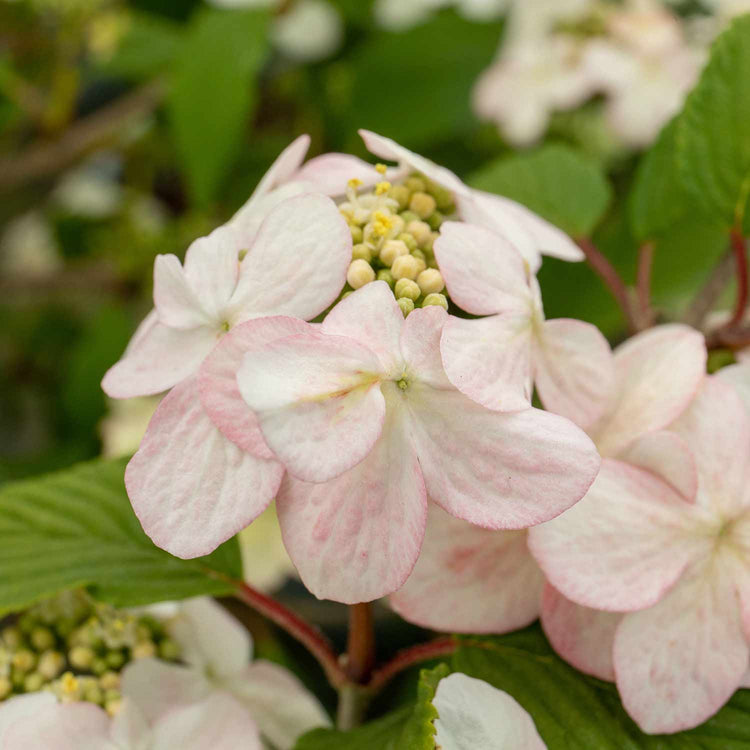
[[52, 155, 123, 219], [0, 211, 61, 278], [374, 0, 508, 30], [99, 396, 162, 458], [273, 0, 343, 62]]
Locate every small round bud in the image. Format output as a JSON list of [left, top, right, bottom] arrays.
[[23, 672, 44, 693], [340, 290, 353, 300], [99, 671, 120, 691], [413, 256, 427, 274], [379, 239, 409, 267], [396, 232, 417, 251], [0, 677, 11, 699], [411, 248, 426, 263], [405, 176, 426, 193], [12, 649, 36, 673], [105, 698, 122, 717], [409, 192, 437, 220], [55, 618, 76, 639], [106, 650, 126, 669], [423, 232, 439, 252], [394, 278, 420, 301], [132, 641, 156, 660], [347, 259, 375, 289], [391, 254, 421, 281], [422, 293, 448, 310], [417, 269, 445, 295], [397, 298, 415, 316], [425, 178, 455, 211], [406, 220, 432, 247], [104, 688, 121, 703], [2, 626, 22, 649], [18, 614, 36, 635], [376, 269, 394, 288], [350, 225, 363, 244], [389, 184, 410, 210], [91, 658, 108, 676], [399, 210, 420, 225], [158, 638, 181, 661], [84, 683, 104, 704], [352, 243, 372, 263], [69, 646, 94, 670], [427, 211, 444, 230], [38, 650, 65, 680], [30, 626, 55, 652]]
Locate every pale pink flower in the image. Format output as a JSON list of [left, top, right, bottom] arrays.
[[529, 376, 750, 733], [218, 281, 599, 603], [433, 673, 547, 749]]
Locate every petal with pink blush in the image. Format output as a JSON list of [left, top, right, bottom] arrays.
[[618, 430, 697, 501], [533, 318, 614, 429], [238, 332, 386, 482], [529, 459, 703, 612], [321, 282, 404, 374], [717, 362, 750, 413], [230, 193, 350, 322], [400, 306, 452, 390], [251, 134, 310, 201], [409, 387, 600, 529], [671, 376, 750, 515], [540, 585, 621, 682], [125, 377, 282, 558], [102, 313, 218, 398], [390, 505, 543, 633], [199, 316, 311, 459], [277, 394, 427, 603], [153, 254, 210, 329], [433, 221, 531, 316], [440, 314, 533, 412], [292, 152, 390, 196], [614, 564, 749, 734], [593, 324, 706, 457], [0, 694, 56, 744]]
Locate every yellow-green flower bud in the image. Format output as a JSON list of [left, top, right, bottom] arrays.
[[105, 696, 122, 716], [346, 259, 375, 289], [38, 650, 65, 680], [18, 615, 36, 635], [106, 650, 125, 669], [340, 290, 353, 300], [2, 627, 22, 649], [132, 641, 156, 660], [23, 672, 44, 693], [55, 618, 76, 639], [350, 224, 364, 244], [409, 192, 437, 220], [427, 211, 444, 230], [351, 243, 373, 263], [406, 220, 432, 247], [376, 269, 394, 288], [69, 646, 94, 671], [394, 278, 420, 301], [397, 298, 415, 316], [391, 254, 421, 281], [91, 658, 108, 676], [417, 269, 445, 295], [0, 676, 11, 699], [104, 688, 121, 703], [389, 184, 411, 210], [423, 231, 438, 252], [380, 239, 409, 267], [11, 668, 26, 688], [425, 178, 455, 211], [158, 638, 180, 661], [422, 293, 448, 310], [30, 626, 55, 652], [396, 232, 417, 252], [411, 248, 426, 263], [399, 210, 420, 225], [405, 176, 426, 193], [84, 683, 104, 704], [99, 671, 120, 691], [12, 649, 36, 673]]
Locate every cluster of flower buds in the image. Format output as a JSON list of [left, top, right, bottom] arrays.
[[0, 591, 180, 715]]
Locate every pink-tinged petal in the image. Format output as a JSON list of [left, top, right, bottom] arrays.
[[170, 598, 251, 678], [400, 306, 452, 390], [717, 362, 750, 413], [0, 694, 56, 744], [125, 377, 281, 558], [3, 701, 114, 750], [540, 585, 621, 682], [199, 316, 311, 459], [153, 254, 210, 329], [534, 318, 614, 429], [110, 701, 150, 749], [614, 563, 749, 734], [151, 694, 262, 750], [433, 221, 531, 316], [618, 430, 697, 501], [409, 387, 600, 529], [390, 505, 543, 633], [183, 227, 241, 320], [529, 459, 704, 612], [433, 673, 547, 750], [277, 394, 427, 603], [237, 332, 386, 482], [252, 134, 311, 201], [742, 666, 750, 689], [101, 312, 218, 398], [121, 659, 209, 724], [225, 661, 330, 748], [321, 282, 404, 374], [292, 153, 388, 196], [592, 324, 706, 457], [230, 193, 350, 322], [358, 129, 469, 195], [671, 376, 750, 515], [440, 314, 533, 411]]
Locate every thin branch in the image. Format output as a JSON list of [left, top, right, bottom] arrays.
[[729, 227, 748, 326], [682, 249, 736, 328], [367, 637, 457, 693], [576, 237, 637, 333], [636, 242, 654, 330], [232, 581, 347, 688], [344, 603, 375, 684]]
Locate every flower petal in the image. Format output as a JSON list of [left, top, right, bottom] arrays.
[[321, 282, 404, 375], [440, 313, 533, 412], [534, 318, 614, 428], [529, 459, 703, 612], [614, 564, 749, 734], [225, 660, 330, 749], [293, 152, 388, 196], [252, 134, 311, 201], [110, 700, 150, 749], [277, 393, 427, 603], [390, 505, 543, 633], [101, 311, 218, 398], [433, 673, 547, 750], [592, 324, 706, 457], [237, 331, 386, 482], [400, 305, 452, 390], [433, 221, 531, 316], [409, 387, 600, 529], [540, 584, 621, 682], [153, 254, 210, 329], [199, 316, 311, 459], [0, 694, 57, 744], [125, 377, 281, 558], [717, 361, 750, 413], [230, 193, 350, 322]]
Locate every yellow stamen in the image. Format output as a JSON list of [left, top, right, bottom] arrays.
[[375, 181, 392, 196], [347, 178, 363, 189], [61, 672, 79, 695], [372, 210, 394, 237], [375, 163, 387, 175]]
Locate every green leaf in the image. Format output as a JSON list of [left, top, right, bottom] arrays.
[[396, 664, 449, 749], [677, 15, 750, 227], [0, 457, 242, 614], [469, 144, 612, 238], [452, 626, 750, 750], [168, 8, 269, 206]]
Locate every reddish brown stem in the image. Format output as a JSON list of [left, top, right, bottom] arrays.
[[576, 237, 637, 333], [233, 582, 347, 688], [729, 228, 748, 326], [367, 637, 457, 693], [636, 242, 654, 330], [345, 603, 376, 684]]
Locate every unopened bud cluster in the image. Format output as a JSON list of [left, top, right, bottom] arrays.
[[340, 170, 451, 314], [0, 591, 180, 715]]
